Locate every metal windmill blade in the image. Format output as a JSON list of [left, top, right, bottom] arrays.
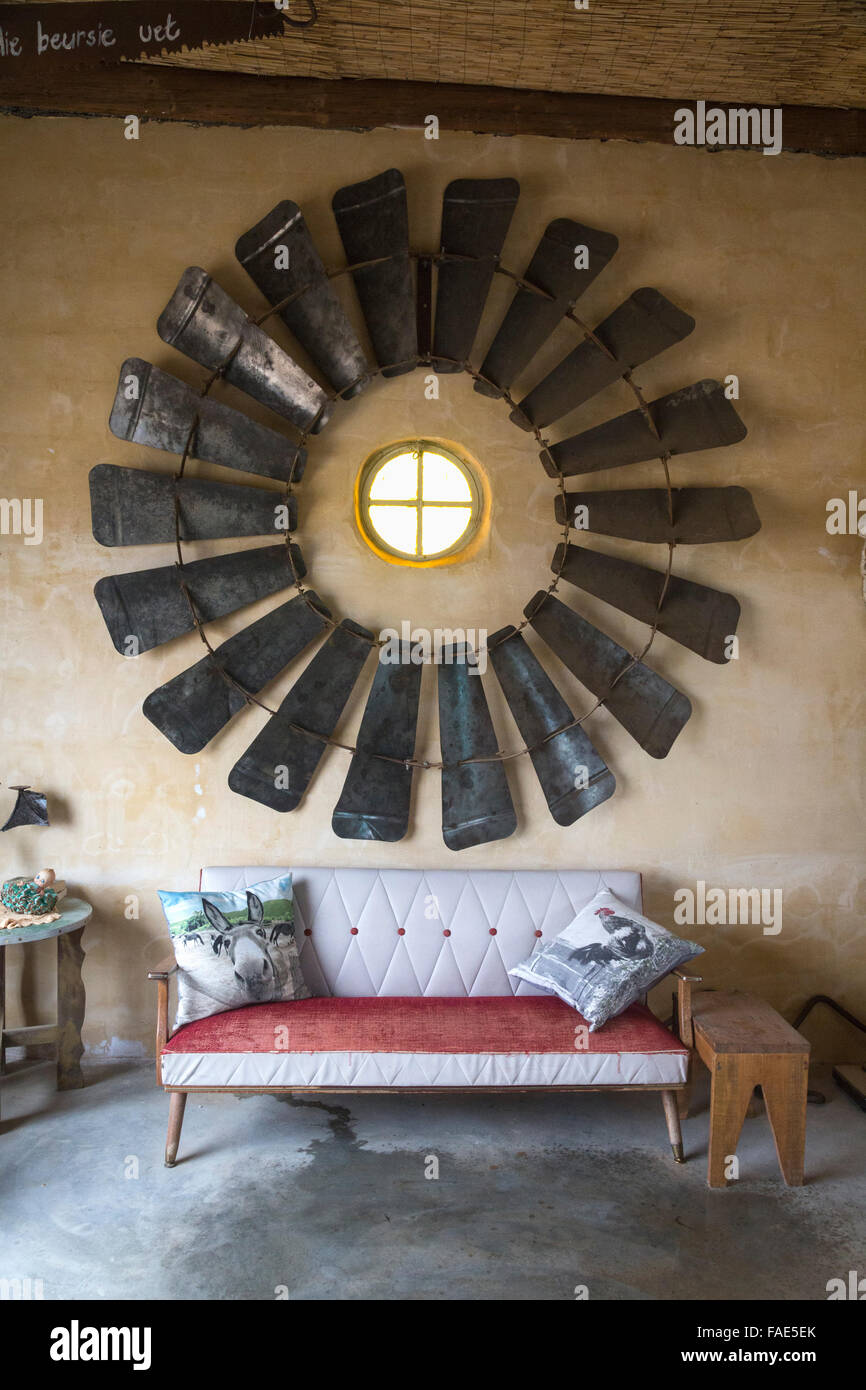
[[554, 487, 761, 544], [488, 626, 615, 826], [157, 269, 331, 432], [543, 379, 747, 478], [94, 543, 306, 655], [332, 169, 417, 378], [143, 592, 332, 754], [554, 543, 740, 664], [432, 178, 520, 372], [514, 289, 695, 430], [437, 646, 517, 850], [90, 465, 296, 546], [109, 359, 306, 483], [526, 593, 691, 758], [236, 202, 371, 399], [332, 643, 423, 842], [228, 619, 375, 811], [476, 219, 619, 399]]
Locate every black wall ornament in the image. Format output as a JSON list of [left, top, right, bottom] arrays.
[[90, 169, 759, 849]]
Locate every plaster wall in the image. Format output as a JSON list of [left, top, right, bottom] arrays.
[[0, 117, 863, 1060]]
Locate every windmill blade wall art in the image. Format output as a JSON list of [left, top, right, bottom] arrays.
[[157, 269, 332, 432], [542, 379, 747, 478], [228, 619, 375, 812], [476, 218, 619, 399], [554, 487, 761, 545], [488, 625, 615, 826], [332, 644, 423, 842], [236, 201, 371, 400], [333, 169, 417, 378], [513, 289, 695, 431], [526, 592, 692, 759], [109, 359, 307, 483], [432, 178, 519, 372], [89, 165, 759, 845]]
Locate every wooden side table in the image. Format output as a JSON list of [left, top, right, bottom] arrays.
[[692, 989, 810, 1188], [0, 897, 92, 1119]]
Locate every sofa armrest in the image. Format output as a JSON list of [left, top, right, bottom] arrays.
[[671, 967, 702, 1047], [148, 957, 177, 1075]]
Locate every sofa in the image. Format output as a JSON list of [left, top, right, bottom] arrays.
[[149, 867, 700, 1166]]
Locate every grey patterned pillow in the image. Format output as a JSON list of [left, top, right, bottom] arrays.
[[509, 889, 703, 1031]]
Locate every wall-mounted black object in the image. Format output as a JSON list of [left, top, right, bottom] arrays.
[[2, 786, 49, 830], [89, 168, 759, 848]]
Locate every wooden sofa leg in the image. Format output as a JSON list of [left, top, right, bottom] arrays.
[[165, 1092, 187, 1167], [662, 1090, 685, 1163]]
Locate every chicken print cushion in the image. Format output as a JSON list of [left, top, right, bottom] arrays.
[[158, 873, 309, 1028], [508, 888, 703, 1030]]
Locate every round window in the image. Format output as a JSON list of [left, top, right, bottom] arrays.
[[355, 440, 483, 565]]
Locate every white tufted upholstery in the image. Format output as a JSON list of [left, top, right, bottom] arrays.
[[198, 866, 644, 999]]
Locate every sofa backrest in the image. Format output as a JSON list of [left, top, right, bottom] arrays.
[[199, 866, 643, 999]]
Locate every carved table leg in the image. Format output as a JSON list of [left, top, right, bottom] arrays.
[[57, 926, 86, 1091]]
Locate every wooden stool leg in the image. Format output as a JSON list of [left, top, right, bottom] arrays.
[[661, 1090, 685, 1162], [707, 1057, 757, 1187], [762, 1056, 808, 1186], [57, 926, 86, 1091], [165, 1092, 187, 1167]]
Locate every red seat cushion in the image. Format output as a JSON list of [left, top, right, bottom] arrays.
[[163, 995, 686, 1056]]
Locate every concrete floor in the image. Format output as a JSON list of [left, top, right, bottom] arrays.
[[0, 1059, 863, 1301]]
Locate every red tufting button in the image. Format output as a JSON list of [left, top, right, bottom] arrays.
[[350, 928, 358, 935], [397, 928, 405, 936], [304, 928, 312, 936], [489, 928, 497, 935], [535, 930, 543, 938], [443, 929, 451, 937]]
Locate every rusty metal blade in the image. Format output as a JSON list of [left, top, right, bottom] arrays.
[[526, 592, 691, 758], [94, 543, 305, 655], [476, 219, 619, 398], [332, 643, 423, 841], [143, 592, 331, 755], [432, 178, 519, 373], [228, 620, 375, 811], [554, 487, 761, 544], [543, 379, 747, 478], [488, 625, 615, 826], [554, 543, 739, 663], [157, 269, 331, 431], [109, 358, 306, 483], [438, 646, 517, 850], [236, 204, 371, 399], [515, 289, 695, 430], [333, 169, 417, 378], [90, 465, 295, 547]]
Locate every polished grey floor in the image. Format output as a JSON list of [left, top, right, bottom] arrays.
[[0, 1059, 863, 1301]]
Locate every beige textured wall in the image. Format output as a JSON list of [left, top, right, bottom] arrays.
[[1, 117, 863, 1061]]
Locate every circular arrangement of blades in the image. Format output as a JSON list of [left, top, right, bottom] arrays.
[[90, 168, 759, 850]]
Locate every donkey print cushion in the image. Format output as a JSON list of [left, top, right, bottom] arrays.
[[508, 888, 703, 1031], [158, 872, 309, 1028]]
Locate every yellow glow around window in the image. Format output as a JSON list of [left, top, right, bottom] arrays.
[[357, 441, 482, 563], [368, 504, 418, 554]]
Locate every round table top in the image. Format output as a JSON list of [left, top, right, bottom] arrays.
[[0, 896, 92, 947]]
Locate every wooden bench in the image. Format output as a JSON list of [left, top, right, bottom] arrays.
[[691, 990, 809, 1188]]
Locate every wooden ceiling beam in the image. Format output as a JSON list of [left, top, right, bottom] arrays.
[[1, 68, 862, 157]]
